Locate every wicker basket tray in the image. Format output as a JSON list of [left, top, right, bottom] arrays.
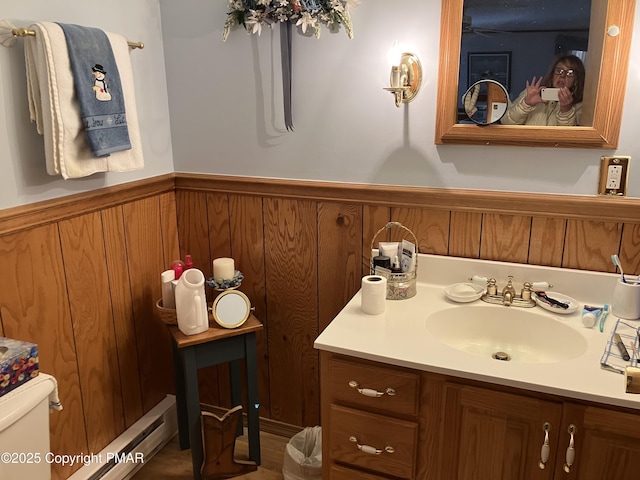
[[155, 298, 219, 327], [370, 221, 418, 300], [154, 298, 178, 325]]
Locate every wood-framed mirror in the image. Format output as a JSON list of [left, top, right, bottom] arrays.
[[435, 0, 635, 148]]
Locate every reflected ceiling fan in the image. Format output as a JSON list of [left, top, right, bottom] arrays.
[[462, 13, 514, 36]]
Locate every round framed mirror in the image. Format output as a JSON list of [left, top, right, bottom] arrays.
[[211, 290, 251, 329], [462, 79, 509, 125]]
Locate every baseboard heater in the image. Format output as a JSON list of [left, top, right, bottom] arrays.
[[68, 395, 178, 480]]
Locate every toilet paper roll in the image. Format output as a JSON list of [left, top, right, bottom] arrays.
[[361, 275, 387, 315]]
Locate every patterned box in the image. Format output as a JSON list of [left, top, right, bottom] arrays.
[[0, 337, 40, 398]]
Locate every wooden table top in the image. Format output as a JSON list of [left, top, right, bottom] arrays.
[[168, 314, 263, 348]]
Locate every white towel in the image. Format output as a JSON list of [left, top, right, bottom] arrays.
[[24, 22, 143, 179]]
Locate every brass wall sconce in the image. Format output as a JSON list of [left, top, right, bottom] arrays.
[[383, 52, 422, 107]]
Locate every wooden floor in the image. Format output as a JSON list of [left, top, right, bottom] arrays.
[[132, 428, 289, 479]]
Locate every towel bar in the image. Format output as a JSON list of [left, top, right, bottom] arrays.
[[11, 26, 144, 49]]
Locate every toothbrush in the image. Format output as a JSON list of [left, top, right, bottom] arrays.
[[598, 304, 609, 333], [611, 254, 627, 283]]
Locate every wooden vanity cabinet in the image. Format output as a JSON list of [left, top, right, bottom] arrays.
[[329, 463, 391, 479], [320, 351, 640, 480], [440, 382, 640, 480]]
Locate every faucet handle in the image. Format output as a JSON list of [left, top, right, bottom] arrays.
[[531, 281, 553, 291], [487, 278, 498, 295], [521, 282, 532, 300], [468, 275, 488, 286]]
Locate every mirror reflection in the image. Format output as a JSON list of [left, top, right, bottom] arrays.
[[436, 0, 635, 148], [501, 54, 585, 125], [459, 0, 592, 126], [462, 79, 509, 125]]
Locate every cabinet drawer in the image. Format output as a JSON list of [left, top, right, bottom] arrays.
[[329, 404, 417, 479], [328, 356, 419, 415], [330, 463, 391, 479]]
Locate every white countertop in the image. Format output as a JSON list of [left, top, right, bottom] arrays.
[[314, 254, 640, 411]]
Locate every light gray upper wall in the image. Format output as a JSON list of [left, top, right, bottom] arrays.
[[1, 2, 639, 211], [0, 0, 174, 210], [161, 0, 640, 197]]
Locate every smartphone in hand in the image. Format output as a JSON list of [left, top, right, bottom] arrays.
[[541, 88, 560, 102]]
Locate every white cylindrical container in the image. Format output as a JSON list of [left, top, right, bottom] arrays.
[[361, 275, 387, 315], [612, 279, 640, 320], [0, 373, 59, 480], [175, 268, 209, 336], [161, 269, 176, 309]]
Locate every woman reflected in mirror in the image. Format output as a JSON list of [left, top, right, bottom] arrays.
[[501, 54, 585, 126]]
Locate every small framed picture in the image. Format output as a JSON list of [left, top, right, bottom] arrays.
[[468, 52, 511, 91]]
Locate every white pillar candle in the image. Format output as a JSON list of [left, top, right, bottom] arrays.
[[213, 257, 235, 281]]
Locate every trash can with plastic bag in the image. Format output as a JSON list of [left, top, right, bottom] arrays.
[[282, 426, 322, 480]]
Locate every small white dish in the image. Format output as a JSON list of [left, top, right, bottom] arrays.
[[534, 291, 579, 314], [444, 283, 485, 303]]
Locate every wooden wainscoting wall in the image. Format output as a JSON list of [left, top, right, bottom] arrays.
[[174, 174, 640, 430], [1, 173, 640, 479], [0, 175, 178, 480]]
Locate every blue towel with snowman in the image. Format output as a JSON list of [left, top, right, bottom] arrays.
[[56, 23, 131, 157]]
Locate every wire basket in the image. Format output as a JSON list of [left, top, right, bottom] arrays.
[[370, 221, 418, 300]]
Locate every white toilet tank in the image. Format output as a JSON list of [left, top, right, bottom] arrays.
[[0, 373, 58, 480]]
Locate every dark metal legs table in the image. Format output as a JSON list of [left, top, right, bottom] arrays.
[[168, 316, 263, 480]]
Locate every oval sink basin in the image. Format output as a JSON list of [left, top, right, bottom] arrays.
[[425, 306, 588, 363]]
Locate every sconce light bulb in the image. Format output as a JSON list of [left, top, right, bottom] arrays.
[[387, 40, 402, 67]]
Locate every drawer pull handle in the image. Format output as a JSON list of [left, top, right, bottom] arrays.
[[538, 422, 551, 470], [563, 424, 576, 474], [349, 436, 395, 455], [348, 381, 396, 397]]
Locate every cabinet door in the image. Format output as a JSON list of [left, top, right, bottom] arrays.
[[556, 403, 640, 479], [439, 383, 563, 480]]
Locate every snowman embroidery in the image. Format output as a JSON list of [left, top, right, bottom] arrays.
[[91, 64, 112, 102]]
